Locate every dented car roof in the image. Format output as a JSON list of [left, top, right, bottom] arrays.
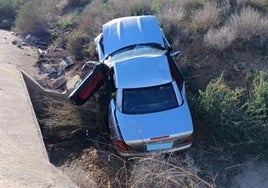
[[102, 15, 165, 58]]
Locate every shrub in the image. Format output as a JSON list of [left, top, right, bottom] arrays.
[[0, 0, 24, 18], [0, 20, 12, 30], [67, 30, 90, 60], [246, 71, 268, 126], [204, 6, 268, 51], [14, 1, 50, 38], [198, 73, 268, 155], [106, 0, 154, 17], [243, 71, 268, 153], [0, 0, 24, 29], [198, 76, 244, 142], [228, 6, 268, 40], [190, 1, 221, 32], [66, 0, 91, 8], [155, 1, 186, 44], [255, 0, 268, 11], [204, 25, 236, 51], [129, 0, 154, 16], [79, 0, 106, 38]]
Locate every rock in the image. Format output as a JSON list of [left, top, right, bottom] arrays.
[[59, 60, 68, 70], [12, 40, 17, 45], [42, 64, 58, 74], [66, 75, 81, 90], [48, 67, 63, 79], [50, 76, 67, 90]]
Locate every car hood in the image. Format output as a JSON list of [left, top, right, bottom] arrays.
[[103, 15, 165, 58], [115, 103, 193, 144]]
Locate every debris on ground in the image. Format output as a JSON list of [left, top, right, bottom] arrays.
[[63, 56, 76, 70], [35, 46, 78, 91]]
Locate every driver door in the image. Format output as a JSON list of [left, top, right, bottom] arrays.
[[69, 62, 109, 105]]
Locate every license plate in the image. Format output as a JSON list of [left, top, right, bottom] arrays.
[[147, 142, 173, 151]]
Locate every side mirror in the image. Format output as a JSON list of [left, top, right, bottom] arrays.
[[171, 51, 182, 58]]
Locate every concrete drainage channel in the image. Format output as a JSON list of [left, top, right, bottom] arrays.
[[21, 69, 102, 187]]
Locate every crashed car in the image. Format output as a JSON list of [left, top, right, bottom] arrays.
[[69, 15, 193, 157]]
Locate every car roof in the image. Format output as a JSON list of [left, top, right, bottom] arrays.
[[113, 55, 173, 89], [102, 15, 165, 58]]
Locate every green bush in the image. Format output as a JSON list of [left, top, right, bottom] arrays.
[[198, 76, 244, 142], [247, 71, 268, 122], [198, 73, 268, 155], [244, 71, 268, 152]]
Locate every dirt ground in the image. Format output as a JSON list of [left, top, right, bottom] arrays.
[[0, 30, 39, 77], [1, 29, 267, 187]]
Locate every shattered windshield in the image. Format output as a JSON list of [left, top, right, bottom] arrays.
[[109, 44, 165, 63], [122, 83, 178, 114]]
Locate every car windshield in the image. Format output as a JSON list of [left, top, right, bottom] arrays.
[[122, 83, 178, 114], [109, 44, 165, 62]]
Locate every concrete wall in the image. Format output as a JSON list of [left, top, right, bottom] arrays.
[[0, 63, 78, 188]]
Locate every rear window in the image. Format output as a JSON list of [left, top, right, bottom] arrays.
[[110, 44, 164, 63], [122, 83, 178, 114]]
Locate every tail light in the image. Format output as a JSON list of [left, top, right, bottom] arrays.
[[116, 140, 132, 152], [183, 134, 193, 144]]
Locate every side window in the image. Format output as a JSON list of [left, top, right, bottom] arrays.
[[168, 57, 183, 90]]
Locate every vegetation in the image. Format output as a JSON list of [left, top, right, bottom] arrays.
[[198, 74, 268, 155], [13, 0, 60, 38], [2, 0, 268, 187], [0, 0, 24, 29]]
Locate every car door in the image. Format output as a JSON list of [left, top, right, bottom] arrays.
[[69, 62, 109, 105]]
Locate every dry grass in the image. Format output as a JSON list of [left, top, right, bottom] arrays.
[[14, 1, 49, 37], [107, 0, 153, 17], [65, 0, 91, 8], [190, 1, 221, 32], [204, 5, 268, 51], [228, 6, 268, 40], [67, 30, 90, 60], [79, 0, 107, 37], [237, 0, 268, 8], [204, 25, 236, 51], [67, 149, 217, 188], [156, 2, 186, 44], [128, 153, 215, 188]]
